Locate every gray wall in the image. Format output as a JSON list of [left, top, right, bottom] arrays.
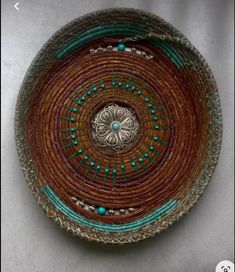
[[2, 1, 234, 272]]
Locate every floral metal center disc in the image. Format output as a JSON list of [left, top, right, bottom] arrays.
[[91, 104, 139, 151]]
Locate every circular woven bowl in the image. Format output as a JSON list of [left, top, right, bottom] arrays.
[[15, 8, 222, 244]]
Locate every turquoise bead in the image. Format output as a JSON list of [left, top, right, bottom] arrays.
[[111, 121, 121, 132], [89, 161, 95, 167], [78, 149, 83, 154], [131, 86, 136, 91], [117, 43, 126, 51], [150, 109, 156, 114], [138, 158, 143, 163], [153, 116, 159, 121], [154, 125, 160, 130], [69, 118, 75, 122], [73, 141, 78, 146], [112, 168, 117, 175], [118, 82, 122, 87], [153, 136, 159, 141], [137, 90, 142, 95], [148, 104, 153, 108], [101, 84, 105, 89], [77, 100, 82, 105], [84, 156, 89, 161], [70, 128, 75, 132], [97, 207, 106, 215], [72, 108, 78, 113], [104, 167, 109, 173], [149, 146, 155, 151], [144, 97, 150, 102], [96, 165, 101, 171], [125, 83, 130, 89], [120, 164, 125, 170], [87, 91, 92, 96], [93, 87, 97, 92], [144, 153, 149, 158], [81, 96, 86, 101], [70, 135, 77, 139], [131, 162, 136, 167], [112, 81, 115, 86]]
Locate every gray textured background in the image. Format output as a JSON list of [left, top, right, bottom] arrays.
[[1, 1, 234, 272]]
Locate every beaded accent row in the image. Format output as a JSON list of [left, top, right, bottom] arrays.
[[89, 43, 153, 60], [71, 197, 136, 216]]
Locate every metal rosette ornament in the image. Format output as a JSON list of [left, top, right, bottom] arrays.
[[91, 104, 140, 151], [15, 8, 222, 244]]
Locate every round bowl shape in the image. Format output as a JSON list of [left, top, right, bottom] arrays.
[[15, 8, 222, 244]]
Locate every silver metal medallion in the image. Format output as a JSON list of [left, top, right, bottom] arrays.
[[91, 104, 139, 151]]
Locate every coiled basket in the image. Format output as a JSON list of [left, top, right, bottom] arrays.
[[15, 8, 222, 244]]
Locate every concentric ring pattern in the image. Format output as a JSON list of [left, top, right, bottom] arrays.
[[15, 8, 222, 244]]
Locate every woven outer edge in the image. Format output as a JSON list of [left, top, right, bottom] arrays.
[[15, 8, 223, 244]]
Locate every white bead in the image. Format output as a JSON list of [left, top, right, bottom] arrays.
[[108, 209, 114, 215], [120, 209, 125, 214], [97, 47, 103, 53], [89, 206, 95, 212], [77, 200, 84, 207]]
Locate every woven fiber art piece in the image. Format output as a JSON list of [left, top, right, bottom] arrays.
[[15, 8, 222, 244]]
